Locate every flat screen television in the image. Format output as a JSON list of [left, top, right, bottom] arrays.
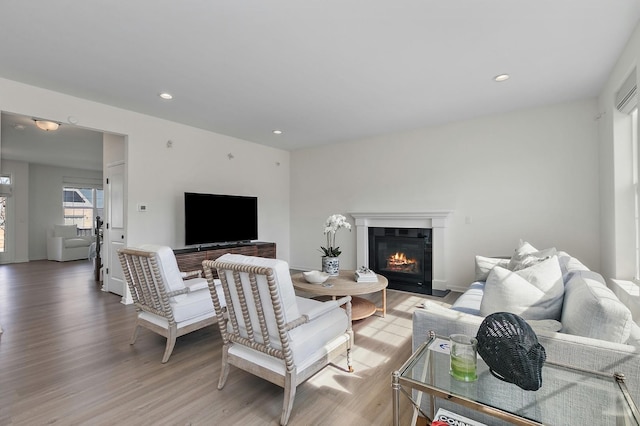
[[185, 192, 258, 246]]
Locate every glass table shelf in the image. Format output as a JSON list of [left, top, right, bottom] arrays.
[[392, 331, 640, 426]]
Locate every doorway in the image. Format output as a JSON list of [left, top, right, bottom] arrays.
[[0, 111, 126, 298]]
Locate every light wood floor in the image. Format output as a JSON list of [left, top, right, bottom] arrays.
[[0, 260, 459, 425]]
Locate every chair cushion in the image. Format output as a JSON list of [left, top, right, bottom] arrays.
[[560, 271, 633, 343], [172, 287, 215, 323], [480, 256, 564, 320], [216, 253, 300, 327], [54, 224, 77, 238], [290, 297, 349, 365], [139, 244, 186, 294], [228, 297, 350, 372], [64, 237, 92, 248]]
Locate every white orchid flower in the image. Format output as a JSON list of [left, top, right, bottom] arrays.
[[320, 213, 352, 257]]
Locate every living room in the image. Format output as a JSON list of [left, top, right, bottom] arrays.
[[1, 2, 640, 424]]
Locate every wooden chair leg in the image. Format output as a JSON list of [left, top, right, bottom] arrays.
[[218, 345, 230, 389], [161, 326, 177, 363], [347, 328, 354, 373], [280, 370, 297, 425], [129, 319, 141, 345]]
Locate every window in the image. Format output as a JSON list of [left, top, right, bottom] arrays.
[[0, 175, 11, 253], [634, 109, 640, 279], [63, 187, 104, 235], [615, 70, 639, 280]]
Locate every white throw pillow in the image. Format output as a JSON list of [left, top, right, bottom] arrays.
[[626, 322, 640, 348], [507, 247, 557, 272], [515, 240, 538, 255], [480, 256, 564, 320], [474, 256, 510, 281], [560, 271, 633, 343]]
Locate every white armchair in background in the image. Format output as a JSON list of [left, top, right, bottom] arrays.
[[46, 224, 94, 262]]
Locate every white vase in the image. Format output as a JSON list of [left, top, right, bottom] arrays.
[[322, 256, 340, 276]]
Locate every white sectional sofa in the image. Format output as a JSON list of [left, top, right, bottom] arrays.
[[412, 242, 640, 424]]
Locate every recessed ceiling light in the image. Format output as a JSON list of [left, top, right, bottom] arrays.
[[494, 74, 510, 82], [273, 129, 283, 135], [159, 92, 173, 100]]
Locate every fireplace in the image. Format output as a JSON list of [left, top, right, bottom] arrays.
[[350, 211, 452, 296], [368, 227, 432, 295]]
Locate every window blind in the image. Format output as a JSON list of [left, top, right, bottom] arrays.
[[62, 176, 103, 189], [616, 69, 638, 114]]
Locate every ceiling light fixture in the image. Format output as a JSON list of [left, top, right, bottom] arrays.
[[494, 74, 510, 82], [33, 119, 60, 131], [159, 92, 173, 100], [273, 129, 283, 135]]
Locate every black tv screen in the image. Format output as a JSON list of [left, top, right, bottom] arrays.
[[185, 192, 258, 246]]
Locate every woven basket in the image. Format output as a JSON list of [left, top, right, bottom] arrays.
[[476, 312, 546, 391]]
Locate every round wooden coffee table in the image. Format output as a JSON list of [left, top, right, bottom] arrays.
[[291, 270, 388, 320]]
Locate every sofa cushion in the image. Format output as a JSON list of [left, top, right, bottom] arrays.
[[561, 271, 633, 343], [474, 256, 510, 281], [420, 301, 561, 337], [54, 224, 77, 238], [526, 319, 563, 333], [64, 237, 92, 248], [450, 281, 485, 315], [480, 256, 564, 320]]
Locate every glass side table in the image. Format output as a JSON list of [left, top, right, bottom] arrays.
[[392, 331, 640, 426]]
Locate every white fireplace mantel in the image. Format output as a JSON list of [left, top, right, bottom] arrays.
[[349, 211, 453, 292]]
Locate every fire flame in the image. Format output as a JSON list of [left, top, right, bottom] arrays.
[[387, 252, 418, 272], [389, 252, 410, 264]]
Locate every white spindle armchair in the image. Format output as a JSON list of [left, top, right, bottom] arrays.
[[203, 254, 354, 425], [118, 245, 225, 363]]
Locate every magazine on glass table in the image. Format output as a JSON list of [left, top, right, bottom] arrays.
[[432, 408, 487, 426]]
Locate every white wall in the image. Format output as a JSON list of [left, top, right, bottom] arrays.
[[104, 133, 125, 165], [0, 78, 291, 261], [28, 164, 103, 260], [597, 22, 640, 280], [291, 99, 601, 290]]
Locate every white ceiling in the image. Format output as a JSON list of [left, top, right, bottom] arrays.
[[1, 1, 639, 151]]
